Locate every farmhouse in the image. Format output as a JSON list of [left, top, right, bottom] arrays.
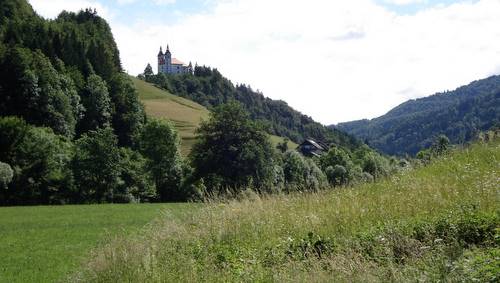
[[157, 45, 193, 75], [298, 139, 328, 157]]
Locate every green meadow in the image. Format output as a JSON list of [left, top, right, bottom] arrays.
[[0, 203, 196, 283], [75, 141, 500, 282], [132, 77, 298, 155]]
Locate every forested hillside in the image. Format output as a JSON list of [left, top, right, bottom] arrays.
[[0, 0, 157, 205], [142, 68, 360, 149], [335, 75, 500, 155], [0, 0, 144, 145]]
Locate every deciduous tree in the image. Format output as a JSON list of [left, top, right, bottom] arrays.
[[190, 102, 275, 191]]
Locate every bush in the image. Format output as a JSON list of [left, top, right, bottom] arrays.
[[325, 165, 348, 187], [116, 148, 156, 203], [451, 248, 500, 282], [0, 117, 74, 205], [282, 151, 308, 189], [282, 151, 327, 191], [0, 161, 13, 189]]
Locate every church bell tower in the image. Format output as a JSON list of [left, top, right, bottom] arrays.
[[157, 46, 164, 74], [165, 44, 172, 73]]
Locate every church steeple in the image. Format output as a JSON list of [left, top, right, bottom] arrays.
[[158, 46, 163, 56], [166, 44, 171, 54]]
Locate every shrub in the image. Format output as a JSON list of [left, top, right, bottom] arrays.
[[116, 148, 156, 203], [285, 232, 335, 260], [0, 161, 13, 189], [0, 117, 74, 205], [325, 165, 348, 187]]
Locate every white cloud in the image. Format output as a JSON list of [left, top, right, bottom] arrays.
[[29, 0, 111, 19], [29, 0, 500, 124]]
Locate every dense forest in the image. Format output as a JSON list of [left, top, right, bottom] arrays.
[[335, 75, 500, 156], [0, 0, 162, 204], [0, 0, 403, 205], [141, 67, 360, 149]]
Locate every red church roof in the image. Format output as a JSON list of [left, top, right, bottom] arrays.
[[171, 58, 186, 66]]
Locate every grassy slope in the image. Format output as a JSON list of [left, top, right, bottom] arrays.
[[132, 77, 298, 155], [132, 77, 210, 155], [0, 203, 195, 283], [77, 141, 499, 282]]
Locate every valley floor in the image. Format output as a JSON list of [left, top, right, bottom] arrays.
[[74, 141, 499, 282]]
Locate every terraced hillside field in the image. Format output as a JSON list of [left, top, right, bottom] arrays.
[[132, 77, 297, 155], [131, 77, 210, 155]]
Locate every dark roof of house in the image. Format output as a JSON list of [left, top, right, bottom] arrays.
[[300, 139, 327, 151]]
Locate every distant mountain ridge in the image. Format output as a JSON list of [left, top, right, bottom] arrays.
[[335, 75, 500, 156]]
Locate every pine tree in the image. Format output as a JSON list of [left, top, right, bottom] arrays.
[[144, 63, 154, 81]]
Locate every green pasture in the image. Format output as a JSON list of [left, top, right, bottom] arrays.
[[0, 203, 196, 282]]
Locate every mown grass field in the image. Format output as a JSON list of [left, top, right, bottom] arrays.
[[76, 141, 499, 282], [0, 203, 196, 283], [132, 77, 298, 155], [132, 77, 210, 155]]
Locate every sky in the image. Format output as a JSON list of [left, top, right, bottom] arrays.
[[28, 0, 500, 125]]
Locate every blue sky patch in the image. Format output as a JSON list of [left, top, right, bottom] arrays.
[[111, 0, 213, 25], [375, 0, 478, 15]]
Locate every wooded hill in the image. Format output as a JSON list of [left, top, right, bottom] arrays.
[[0, 0, 144, 145], [143, 68, 360, 149], [335, 75, 500, 156], [132, 76, 298, 155]]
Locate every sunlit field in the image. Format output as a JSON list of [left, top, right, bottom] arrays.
[[0, 203, 196, 282]]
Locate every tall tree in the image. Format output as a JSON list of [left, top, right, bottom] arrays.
[[144, 63, 154, 81], [78, 74, 112, 133], [138, 118, 184, 201], [72, 127, 121, 202], [107, 73, 146, 146], [190, 102, 275, 191]]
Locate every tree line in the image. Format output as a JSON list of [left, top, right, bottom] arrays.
[[0, 101, 408, 205]]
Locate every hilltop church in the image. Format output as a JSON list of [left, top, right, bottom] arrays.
[[157, 45, 193, 75]]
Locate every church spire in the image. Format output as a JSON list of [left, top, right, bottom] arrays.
[[166, 44, 171, 54], [158, 46, 163, 56]]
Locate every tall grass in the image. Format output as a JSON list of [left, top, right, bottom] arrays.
[[74, 141, 499, 282]]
